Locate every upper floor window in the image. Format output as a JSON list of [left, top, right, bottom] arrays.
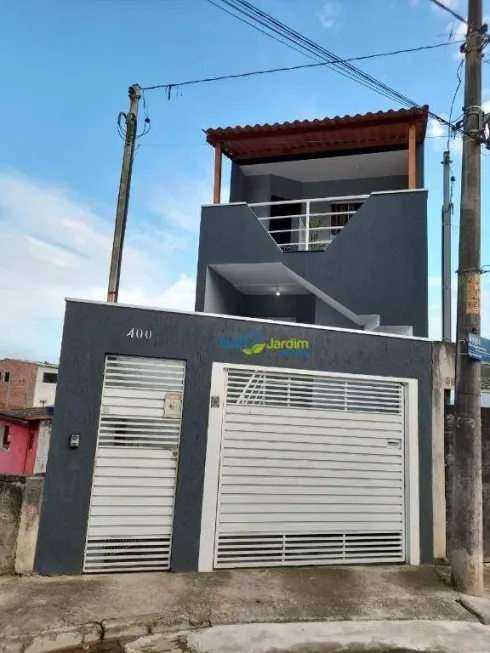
[[3, 372, 10, 383], [42, 372, 57, 384], [1, 425, 11, 451]]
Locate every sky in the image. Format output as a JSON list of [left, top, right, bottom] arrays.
[[0, 0, 489, 362]]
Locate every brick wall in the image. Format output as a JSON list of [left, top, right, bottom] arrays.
[[0, 360, 37, 409], [445, 406, 490, 561]]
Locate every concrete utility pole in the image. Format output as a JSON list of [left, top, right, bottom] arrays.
[[450, 0, 484, 596], [107, 84, 141, 303], [442, 150, 452, 343]]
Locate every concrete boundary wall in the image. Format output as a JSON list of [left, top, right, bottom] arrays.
[[0, 474, 44, 574], [35, 301, 433, 575]]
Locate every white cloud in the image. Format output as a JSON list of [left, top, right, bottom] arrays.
[[427, 113, 463, 154], [428, 116, 446, 139], [0, 171, 197, 361], [483, 91, 490, 114], [149, 177, 212, 233], [317, 0, 343, 29]]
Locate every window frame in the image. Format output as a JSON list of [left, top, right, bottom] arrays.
[[42, 372, 58, 384], [1, 425, 11, 452]]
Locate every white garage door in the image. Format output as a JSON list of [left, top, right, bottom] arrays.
[[83, 355, 185, 573], [213, 367, 407, 568]]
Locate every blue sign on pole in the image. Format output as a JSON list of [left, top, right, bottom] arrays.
[[467, 334, 490, 363]]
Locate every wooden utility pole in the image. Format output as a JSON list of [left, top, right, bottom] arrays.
[[450, 0, 484, 596], [107, 84, 141, 303]]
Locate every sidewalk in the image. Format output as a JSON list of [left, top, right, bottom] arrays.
[[0, 566, 480, 639]]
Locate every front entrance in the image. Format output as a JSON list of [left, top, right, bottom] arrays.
[[199, 364, 419, 570], [83, 355, 185, 573]]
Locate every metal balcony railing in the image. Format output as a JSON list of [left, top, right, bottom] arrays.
[[249, 195, 368, 252]]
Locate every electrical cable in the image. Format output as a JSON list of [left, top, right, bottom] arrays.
[[142, 40, 464, 93], [206, 0, 322, 64], [214, 0, 420, 106], [447, 58, 464, 151], [430, 0, 489, 41], [135, 134, 451, 148], [204, 0, 469, 138], [430, 0, 468, 26]]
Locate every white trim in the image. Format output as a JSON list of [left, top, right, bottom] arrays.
[[371, 188, 428, 196], [284, 267, 365, 327], [249, 194, 369, 207], [198, 363, 421, 570], [200, 189, 428, 209], [198, 363, 227, 571], [65, 299, 431, 343], [202, 202, 248, 208], [405, 379, 420, 565], [82, 359, 109, 568]]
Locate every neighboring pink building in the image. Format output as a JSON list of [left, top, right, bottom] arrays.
[[0, 408, 52, 475]]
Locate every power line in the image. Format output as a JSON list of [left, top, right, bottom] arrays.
[[135, 135, 452, 148], [213, 0, 419, 107], [206, 0, 321, 63], [447, 58, 464, 150], [430, 0, 468, 26], [142, 40, 463, 93], [205, 0, 470, 138]]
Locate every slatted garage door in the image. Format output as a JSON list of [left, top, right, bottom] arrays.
[[214, 367, 406, 568], [83, 355, 185, 573]]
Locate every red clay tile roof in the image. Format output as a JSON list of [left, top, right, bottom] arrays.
[[206, 106, 429, 162]]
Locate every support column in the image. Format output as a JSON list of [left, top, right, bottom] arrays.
[[213, 143, 222, 204], [408, 124, 417, 189]]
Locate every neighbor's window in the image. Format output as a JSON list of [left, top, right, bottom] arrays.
[[42, 372, 57, 384], [1, 425, 11, 451], [4, 372, 10, 383]]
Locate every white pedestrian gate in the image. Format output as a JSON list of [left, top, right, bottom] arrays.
[[199, 364, 419, 570], [83, 355, 185, 573]]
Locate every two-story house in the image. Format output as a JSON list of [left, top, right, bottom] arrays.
[[33, 105, 437, 577], [196, 106, 428, 336]]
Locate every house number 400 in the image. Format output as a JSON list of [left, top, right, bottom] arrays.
[[126, 328, 153, 340]]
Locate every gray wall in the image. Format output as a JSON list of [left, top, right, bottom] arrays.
[[315, 298, 360, 329], [242, 294, 315, 323], [196, 190, 428, 336], [204, 268, 244, 315], [230, 169, 410, 204], [35, 301, 433, 575]]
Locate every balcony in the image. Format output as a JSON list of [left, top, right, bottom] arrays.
[[249, 194, 368, 252]]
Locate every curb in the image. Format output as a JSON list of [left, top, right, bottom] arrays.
[[2, 597, 490, 653], [1, 623, 102, 653], [0, 612, 213, 653]]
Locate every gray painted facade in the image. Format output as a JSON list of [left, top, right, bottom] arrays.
[[196, 190, 428, 336], [35, 300, 433, 575], [230, 169, 411, 204]]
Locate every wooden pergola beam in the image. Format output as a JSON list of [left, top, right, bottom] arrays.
[[213, 143, 222, 204], [408, 123, 417, 189]]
